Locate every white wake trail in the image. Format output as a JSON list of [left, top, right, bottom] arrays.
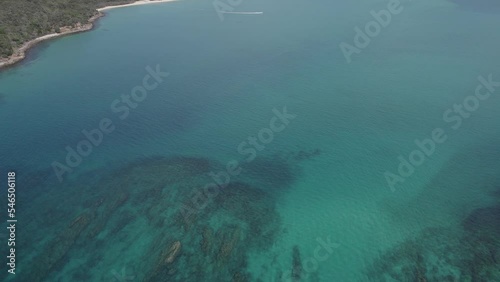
[[221, 11, 264, 15]]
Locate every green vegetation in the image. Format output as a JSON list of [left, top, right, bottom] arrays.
[[0, 0, 135, 58]]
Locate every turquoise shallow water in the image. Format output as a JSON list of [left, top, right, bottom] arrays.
[[1, 0, 500, 281]]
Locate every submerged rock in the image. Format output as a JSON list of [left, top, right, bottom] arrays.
[[27, 213, 91, 282], [217, 227, 242, 263], [165, 241, 182, 264], [292, 245, 303, 281], [201, 226, 214, 255], [232, 271, 250, 282]]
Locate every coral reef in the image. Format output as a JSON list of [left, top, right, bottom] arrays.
[[366, 205, 500, 281], [12, 155, 303, 281], [25, 213, 91, 282], [5, 146, 327, 281]]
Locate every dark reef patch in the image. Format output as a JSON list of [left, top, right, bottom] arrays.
[[463, 206, 500, 236], [286, 148, 322, 162], [9, 155, 295, 282], [367, 205, 500, 281], [242, 148, 321, 192], [244, 155, 298, 191], [292, 245, 303, 281]]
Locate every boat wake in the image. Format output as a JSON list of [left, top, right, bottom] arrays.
[[221, 11, 264, 15]]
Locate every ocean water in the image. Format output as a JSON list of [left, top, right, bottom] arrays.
[[1, 0, 500, 281]]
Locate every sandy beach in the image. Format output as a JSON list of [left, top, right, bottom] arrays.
[[0, 0, 177, 70], [97, 0, 178, 11]]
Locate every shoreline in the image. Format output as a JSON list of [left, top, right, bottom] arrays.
[[0, 0, 177, 71], [97, 0, 177, 11]]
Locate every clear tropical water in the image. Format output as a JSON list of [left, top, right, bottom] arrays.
[[0, 0, 499, 281]]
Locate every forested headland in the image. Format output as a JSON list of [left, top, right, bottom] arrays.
[[0, 0, 135, 58]]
